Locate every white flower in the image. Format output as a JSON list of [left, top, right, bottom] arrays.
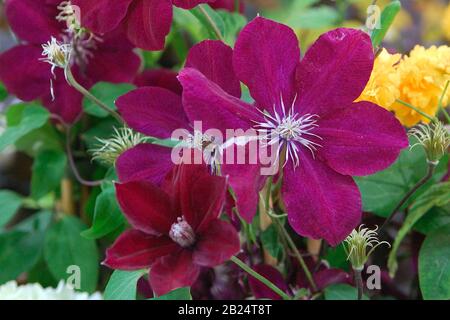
[[0, 281, 102, 300]]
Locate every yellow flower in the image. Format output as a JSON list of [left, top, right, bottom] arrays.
[[358, 48, 401, 108], [360, 45, 450, 127], [442, 4, 450, 41], [392, 45, 450, 127]]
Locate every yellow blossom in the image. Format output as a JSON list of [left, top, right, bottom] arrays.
[[392, 45, 450, 127], [360, 45, 450, 127], [358, 48, 401, 108]]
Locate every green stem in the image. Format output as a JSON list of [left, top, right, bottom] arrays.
[[438, 81, 450, 124], [273, 218, 318, 292], [261, 176, 318, 292], [65, 67, 123, 123], [381, 162, 436, 230], [396, 99, 435, 122], [230, 256, 291, 300], [354, 269, 364, 300], [198, 5, 225, 42]]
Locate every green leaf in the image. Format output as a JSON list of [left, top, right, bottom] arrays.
[[0, 82, 7, 101], [324, 284, 369, 300], [31, 150, 67, 200], [83, 82, 135, 118], [415, 204, 450, 235], [355, 138, 448, 217], [324, 244, 350, 271], [44, 216, 99, 292], [152, 287, 192, 300], [0, 190, 23, 227], [261, 224, 283, 259], [287, 6, 339, 29], [217, 11, 247, 46], [370, 0, 401, 48], [388, 182, 450, 277], [419, 224, 450, 300], [191, 5, 225, 40], [0, 103, 49, 152], [81, 186, 125, 239], [0, 230, 44, 284], [104, 270, 146, 300], [0, 211, 50, 284], [14, 123, 63, 157]]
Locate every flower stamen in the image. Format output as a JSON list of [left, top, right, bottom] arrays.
[[169, 217, 196, 248]]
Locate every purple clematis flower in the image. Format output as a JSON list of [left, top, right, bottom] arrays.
[[178, 17, 408, 245], [0, 0, 140, 123], [115, 40, 265, 222], [104, 164, 240, 296], [71, 0, 240, 51]]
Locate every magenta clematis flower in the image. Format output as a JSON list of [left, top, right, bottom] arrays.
[[71, 0, 240, 51], [178, 17, 408, 245], [104, 164, 240, 296], [0, 0, 140, 123], [115, 40, 265, 221]]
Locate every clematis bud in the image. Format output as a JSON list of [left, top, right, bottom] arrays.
[[409, 120, 450, 165], [343, 225, 390, 271], [90, 127, 148, 165], [169, 217, 196, 248]]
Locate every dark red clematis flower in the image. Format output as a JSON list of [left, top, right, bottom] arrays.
[[0, 0, 140, 123], [71, 0, 241, 51], [115, 40, 265, 222], [104, 164, 241, 296], [178, 17, 408, 245]]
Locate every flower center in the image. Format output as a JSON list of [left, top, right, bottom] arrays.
[[41, 37, 72, 73], [184, 130, 222, 174], [255, 96, 322, 168], [169, 217, 196, 248]]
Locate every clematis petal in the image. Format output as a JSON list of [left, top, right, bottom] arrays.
[[125, 0, 173, 51], [0, 45, 50, 101], [150, 250, 200, 296], [134, 69, 182, 95], [221, 143, 267, 223], [295, 28, 374, 116], [71, 0, 133, 34], [248, 264, 289, 300], [193, 219, 240, 267], [179, 68, 260, 133], [282, 155, 361, 246], [115, 180, 178, 235], [186, 40, 241, 97], [175, 164, 227, 230], [116, 87, 190, 138], [116, 143, 174, 184], [5, 0, 61, 44], [172, 0, 215, 10], [103, 229, 176, 270], [233, 17, 300, 112], [85, 29, 141, 84], [315, 101, 408, 176]]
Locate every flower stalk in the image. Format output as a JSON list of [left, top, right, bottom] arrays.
[[65, 67, 123, 123], [230, 256, 291, 300]]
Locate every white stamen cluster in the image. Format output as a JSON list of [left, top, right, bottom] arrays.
[[41, 37, 72, 75], [255, 96, 322, 168], [343, 225, 390, 271], [90, 127, 148, 166], [183, 131, 222, 174]]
